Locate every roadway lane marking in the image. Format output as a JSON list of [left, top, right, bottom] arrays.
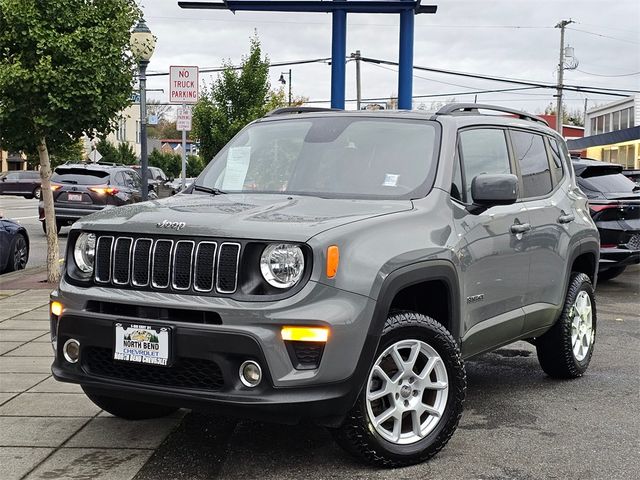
[[11, 216, 39, 220]]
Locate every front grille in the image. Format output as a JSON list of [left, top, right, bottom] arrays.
[[82, 346, 224, 391], [94, 235, 240, 294]]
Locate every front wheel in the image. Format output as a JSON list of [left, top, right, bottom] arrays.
[[82, 386, 179, 420], [536, 272, 596, 378], [332, 311, 466, 468]]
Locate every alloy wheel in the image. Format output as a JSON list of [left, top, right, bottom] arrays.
[[365, 339, 449, 445], [570, 290, 593, 362], [13, 236, 28, 270]]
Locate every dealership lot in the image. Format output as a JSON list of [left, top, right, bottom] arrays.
[[0, 267, 637, 479]]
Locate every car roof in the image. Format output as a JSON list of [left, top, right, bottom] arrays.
[[55, 163, 129, 172]]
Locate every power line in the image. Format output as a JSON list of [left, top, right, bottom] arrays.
[[576, 69, 640, 77], [146, 57, 331, 77], [566, 27, 640, 45]]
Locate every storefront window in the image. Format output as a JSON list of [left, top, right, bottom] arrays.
[[613, 111, 621, 131], [596, 115, 604, 135]]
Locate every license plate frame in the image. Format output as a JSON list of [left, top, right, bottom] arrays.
[[67, 193, 83, 202], [113, 323, 172, 367]]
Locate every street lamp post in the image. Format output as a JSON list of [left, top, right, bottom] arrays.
[[278, 69, 292, 106], [130, 17, 156, 201]]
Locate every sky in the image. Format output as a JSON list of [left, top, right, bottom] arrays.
[[140, 0, 640, 115]]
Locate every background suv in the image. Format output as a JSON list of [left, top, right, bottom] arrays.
[[39, 163, 148, 234], [0, 170, 42, 199], [50, 104, 599, 467], [572, 158, 640, 281]]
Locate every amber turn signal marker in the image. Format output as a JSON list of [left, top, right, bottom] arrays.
[[326, 245, 340, 279], [281, 326, 329, 342], [51, 301, 63, 317], [50, 185, 62, 191]]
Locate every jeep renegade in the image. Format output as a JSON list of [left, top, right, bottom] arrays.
[[50, 104, 600, 467]]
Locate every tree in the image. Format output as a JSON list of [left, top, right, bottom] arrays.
[[0, 0, 140, 282], [543, 102, 585, 127], [192, 35, 286, 163], [96, 140, 137, 165], [149, 150, 181, 178]]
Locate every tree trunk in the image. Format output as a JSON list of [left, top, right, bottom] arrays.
[[37, 137, 61, 284]]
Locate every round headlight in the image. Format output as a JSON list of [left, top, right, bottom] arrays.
[[260, 243, 305, 289], [73, 233, 96, 274]]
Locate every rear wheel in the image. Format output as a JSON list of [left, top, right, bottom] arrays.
[[32, 186, 42, 200], [332, 311, 466, 468], [598, 266, 626, 282], [5, 233, 29, 272], [82, 386, 179, 420], [536, 272, 596, 378]]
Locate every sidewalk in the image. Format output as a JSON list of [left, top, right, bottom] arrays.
[[0, 287, 183, 480]]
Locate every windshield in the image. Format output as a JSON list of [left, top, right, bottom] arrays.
[[196, 117, 439, 199]]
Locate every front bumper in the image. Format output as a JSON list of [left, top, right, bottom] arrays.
[[50, 280, 378, 425]]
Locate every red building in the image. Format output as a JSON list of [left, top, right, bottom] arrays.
[[538, 115, 585, 140]]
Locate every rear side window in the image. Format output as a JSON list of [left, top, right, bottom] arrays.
[[459, 128, 511, 202], [51, 168, 110, 185], [511, 131, 552, 198], [548, 138, 565, 185]]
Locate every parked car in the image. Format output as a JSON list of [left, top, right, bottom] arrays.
[[131, 165, 173, 198], [165, 176, 195, 195], [51, 104, 600, 467], [0, 170, 42, 199], [0, 216, 29, 273], [622, 168, 640, 185], [39, 163, 150, 234], [572, 158, 640, 281]]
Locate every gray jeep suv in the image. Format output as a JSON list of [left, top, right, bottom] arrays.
[[50, 104, 600, 467]]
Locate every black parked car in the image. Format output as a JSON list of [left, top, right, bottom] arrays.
[[573, 158, 640, 281], [131, 165, 173, 198], [0, 170, 42, 199], [39, 163, 150, 234], [0, 216, 29, 273]]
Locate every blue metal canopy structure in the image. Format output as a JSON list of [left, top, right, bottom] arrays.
[[178, 1, 438, 110]]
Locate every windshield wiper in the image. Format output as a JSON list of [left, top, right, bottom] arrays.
[[194, 184, 226, 195]]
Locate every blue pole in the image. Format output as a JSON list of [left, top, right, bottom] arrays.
[[398, 4, 414, 110], [331, 1, 347, 109]]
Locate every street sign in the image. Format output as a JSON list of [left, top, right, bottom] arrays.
[[148, 114, 159, 125], [169, 66, 199, 104], [88, 149, 102, 163], [176, 107, 192, 131]]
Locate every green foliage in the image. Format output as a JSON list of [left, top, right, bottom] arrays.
[[186, 155, 204, 177], [95, 140, 137, 165], [148, 119, 182, 140], [26, 140, 84, 169], [149, 150, 181, 178], [192, 35, 287, 163], [0, 0, 140, 152]]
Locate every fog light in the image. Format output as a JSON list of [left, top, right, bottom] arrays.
[[51, 301, 63, 317], [63, 339, 80, 363], [239, 360, 262, 388]]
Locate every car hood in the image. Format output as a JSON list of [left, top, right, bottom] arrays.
[[74, 192, 413, 241]]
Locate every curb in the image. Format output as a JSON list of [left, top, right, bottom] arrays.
[[0, 264, 57, 290]]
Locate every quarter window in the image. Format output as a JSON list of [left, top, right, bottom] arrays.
[[458, 129, 511, 202], [548, 137, 565, 186], [511, 131, 553, 198]]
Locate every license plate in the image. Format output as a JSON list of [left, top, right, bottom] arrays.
[[114, 323, 171, 366], [68, 193, 82, 202]]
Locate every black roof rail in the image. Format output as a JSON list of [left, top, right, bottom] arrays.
[[264, 106, 342, 117], [435, 103, 549, 126]]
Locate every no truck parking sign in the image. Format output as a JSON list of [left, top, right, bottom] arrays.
[[169, 66, 199, 104]]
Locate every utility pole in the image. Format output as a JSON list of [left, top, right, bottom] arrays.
[[583, 98, 588, 130], [555, 19, 574, 135], [352, 50, 362, 110]]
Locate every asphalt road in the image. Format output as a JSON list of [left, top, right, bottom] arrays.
[[0, 195, 69, 274], [135, 266, 640, 480]]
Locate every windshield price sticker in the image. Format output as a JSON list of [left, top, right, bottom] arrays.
[[221, 147, 252, 190], [114, 323, 170, 366]]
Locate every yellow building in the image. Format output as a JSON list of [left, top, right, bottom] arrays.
[[568, 95, 639, 169]]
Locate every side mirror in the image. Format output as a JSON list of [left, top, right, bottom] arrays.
[[471, 174, 518, 207]]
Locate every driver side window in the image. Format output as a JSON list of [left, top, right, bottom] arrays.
[[458, 128, 511, 203]]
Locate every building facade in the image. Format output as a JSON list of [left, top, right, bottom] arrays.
[[568, 95, 639, 169], [83, 103, 142, 159]]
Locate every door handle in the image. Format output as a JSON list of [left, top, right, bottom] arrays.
[[558, 213, 575, 224], [510, 223, 531, 234]]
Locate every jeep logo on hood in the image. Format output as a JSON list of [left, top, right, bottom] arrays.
[[156, 220, 186, 231]]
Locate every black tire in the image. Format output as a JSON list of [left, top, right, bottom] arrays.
[[33, 186, 42, 200], [598, 266, 626, 282], [41, 220, 61, 235], [5, 233, 29, 273], [82, 386, 179, 420], [331, 311, 466, 468], [536, 272, 596, 379]]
